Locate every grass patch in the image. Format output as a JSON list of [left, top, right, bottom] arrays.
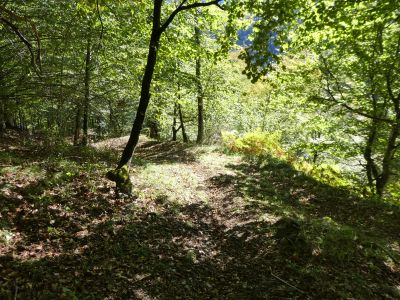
[[134, 163, 208, 204]]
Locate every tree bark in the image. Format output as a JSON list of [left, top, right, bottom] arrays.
[[178, 103, 188, 143], [195, 26, 204, 144], [0, 100, 6, 131], [73, 101, 82, 146], [172, 102, 178, 141], [82, 37, 92, 146], [148, 119, 160, 139], [57, 53, 66, 136], [376, 120, 400, 196], [117, 0, 163, 169], [363, 121, 379, 193], [107, 99, 119, 136]]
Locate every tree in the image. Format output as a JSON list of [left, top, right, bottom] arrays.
[[244, 0, 400, 196], [195, 24, 204, 144], [305, 1, 400, 196], [0, 0, 149, 140], [109, 0, 224, 190]]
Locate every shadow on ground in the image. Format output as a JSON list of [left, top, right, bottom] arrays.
[[215, 157, 400, 241], [135, 141, 198, 164], [1, 135, 399, 299]]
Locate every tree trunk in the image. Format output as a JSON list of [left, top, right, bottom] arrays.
[[0, 100, 6, 131], [195, 26, 204, 144], [375, 120, 400, 196], [82, 37, 92, 146], [107, 99, 119, 136], [73, 102, 82, 146], [149, 119, 160, 139], [363, 121, 379, 193], [117, 0, 162, 169], [178, 103, 188, 143], [172, 102, 178, 141], [112, 0, 221, 188]]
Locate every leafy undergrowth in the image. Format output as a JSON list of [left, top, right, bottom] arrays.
[[1, 130, 399, 299]]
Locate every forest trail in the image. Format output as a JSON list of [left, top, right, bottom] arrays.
[[1, 133, 400, 299], [98, 136, 276, 234]]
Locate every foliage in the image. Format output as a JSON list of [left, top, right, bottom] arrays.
[[222, 129, 284, 157], [222, 129, 355, 189]]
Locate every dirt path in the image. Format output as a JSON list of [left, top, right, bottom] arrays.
[[128, 139, 400, 300], [127, 141, 285, 299], [1, 134, 399, 299]]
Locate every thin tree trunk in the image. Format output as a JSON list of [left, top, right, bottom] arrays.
[[363, 121, 379, 193], [82, 37, 92, 146], [57, 53, 65, 135], [178, 103, 188, 143], [175, 81, 188, 143], [172, 102, 178, 141], [117, 1, 162, 169], [107, 99, 118, 136], [195, 26, 204, 144], [18, 110, 25, 130], [149, 119, 160, 139], [261, 93, 271, 131], [376, 120, 400, 196], [73, 101, 82, 146], [374, 71, 400, 196], [0, 100, 6, 131]]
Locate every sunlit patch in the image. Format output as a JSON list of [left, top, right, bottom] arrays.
[[258, 212, 279, 224], [298, 196, 311, 205], [312, 247, 321, 256], [134, 163, 209, 205], [133, 288, 152, 300], [0, 229, 18, 246], [15, 242, 63, 261]]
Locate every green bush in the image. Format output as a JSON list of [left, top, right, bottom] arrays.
[[222, 130, 285, 157], [222, 129, 351, 188]]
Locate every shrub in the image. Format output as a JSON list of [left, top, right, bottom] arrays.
[[222, 130, 285, 158], [222, 129, 350, 188]]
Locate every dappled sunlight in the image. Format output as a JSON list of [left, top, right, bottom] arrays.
[[0, 133, 399, 299], [134, 163, 209, 205], [2, 0, 400, 297]]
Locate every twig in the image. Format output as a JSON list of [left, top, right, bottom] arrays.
[[159, 0, 222, 35], [270, 268, 306, 295]]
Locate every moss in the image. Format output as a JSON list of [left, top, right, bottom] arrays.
[[106, 165, 133, 196]]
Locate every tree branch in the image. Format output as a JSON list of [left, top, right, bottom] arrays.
[[30, 22, 41, 71], [310, 95, 392, 123], [159, 0, 222, 35], [0, 5, 41, 76], [0, 16, 40, 76], [0, 4, 23, 21], [319, 56, 393, 123]]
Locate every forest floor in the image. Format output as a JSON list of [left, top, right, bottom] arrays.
[[1, 130, 400, 300]]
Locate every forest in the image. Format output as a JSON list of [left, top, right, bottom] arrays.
[[0, 0, 399, 299]]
